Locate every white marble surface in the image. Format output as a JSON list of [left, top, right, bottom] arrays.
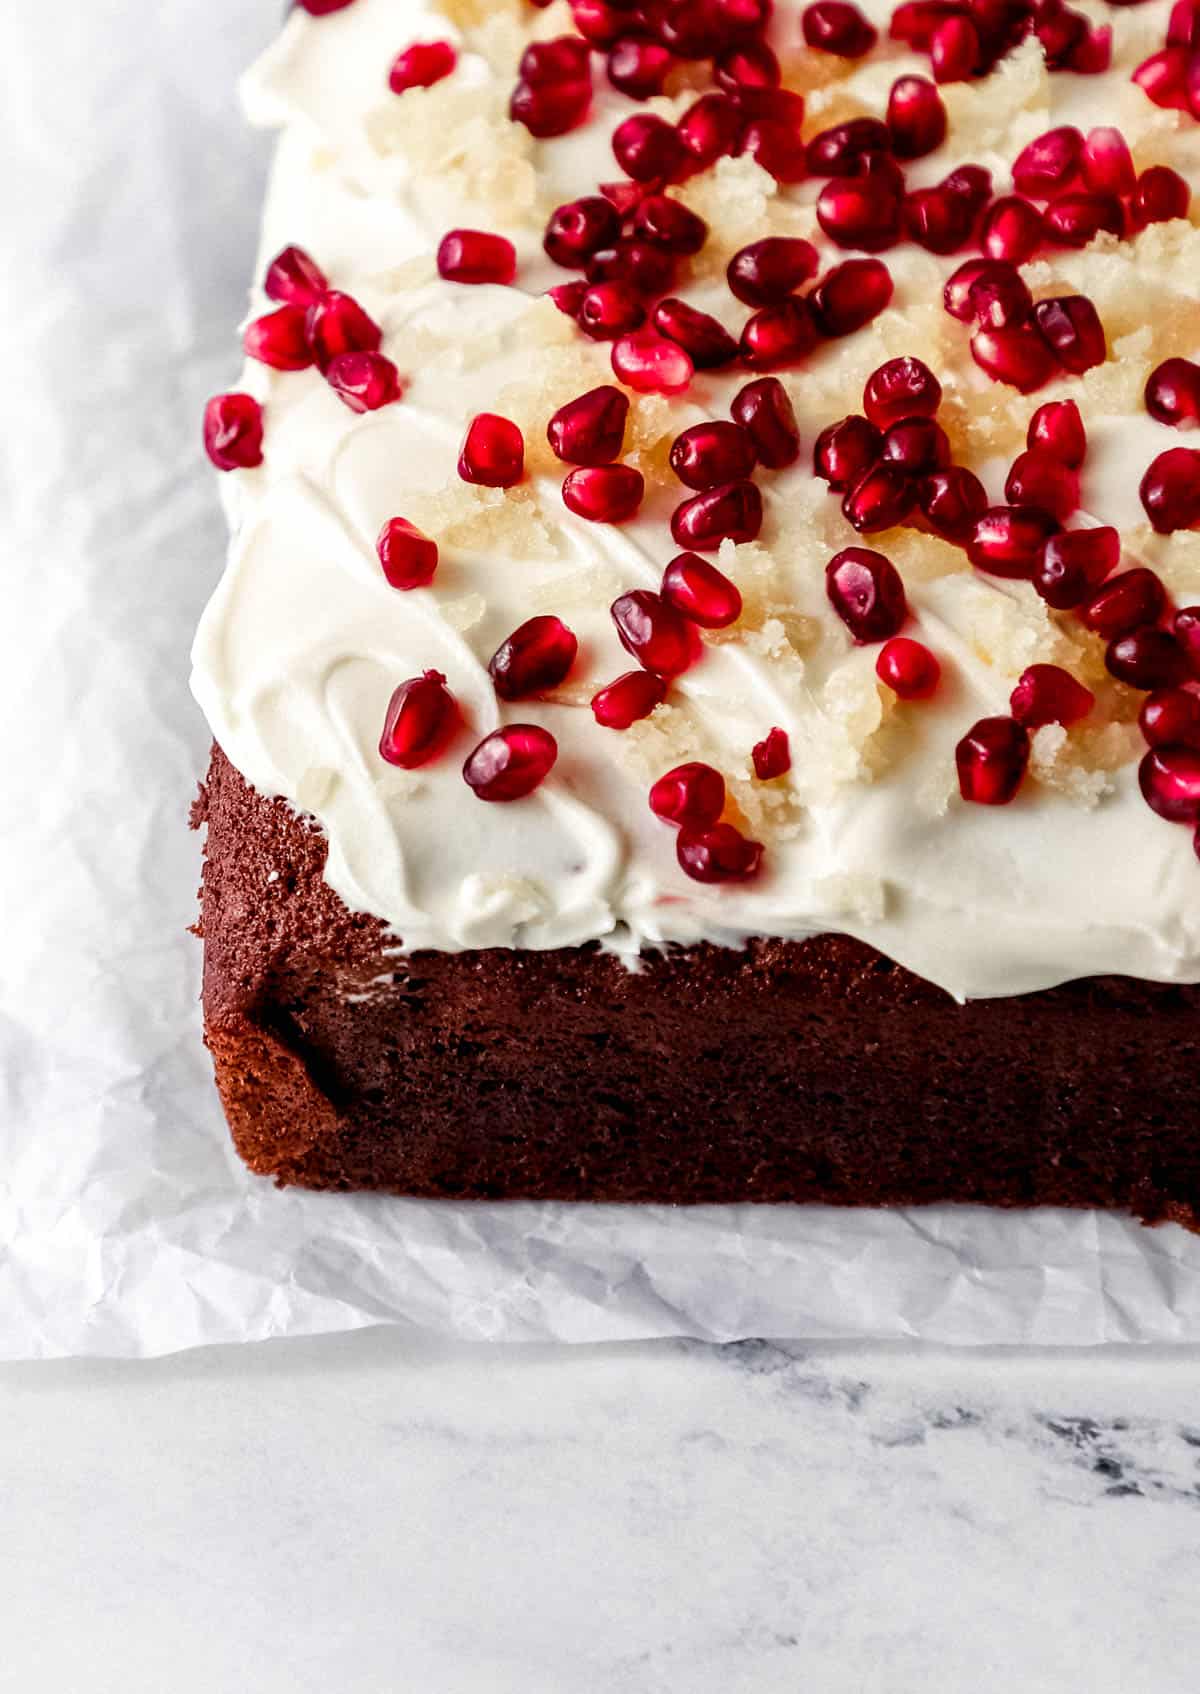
[[4, 1333, 1199, 1691]]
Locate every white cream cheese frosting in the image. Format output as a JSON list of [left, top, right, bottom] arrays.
[[192, 0, 1200, 999]]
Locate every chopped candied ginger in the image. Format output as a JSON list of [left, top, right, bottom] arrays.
[[365, 84, 538, 228], [941, 38, 1049, 156], [400, 481, 559, 559]]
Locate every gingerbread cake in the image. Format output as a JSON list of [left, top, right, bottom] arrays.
[[193, 0, 1200, 1216]]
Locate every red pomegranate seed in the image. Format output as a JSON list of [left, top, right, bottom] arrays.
[[463, 724, 557, 801], [1013, 127, 1083, 197], [930, 14, 980, 80], [1177, 606, 1200, 676], [809, 259, 894, 336], [967, 506, 1059, 578], [1080, 567, 1166, 638], [903, 183, 979, 254], [563, 464, 645, 523], [1005, 448, 1079, 520], [264, 245, 328, 308], [612, 589, 700, 674], [1032, 295, 1107, 375], [306, 291, 381, 372], [826, 546, 908, 641], [586, 240, 676, 295], [1042, 194, 1123, 250], [1140, 448, 1200, 533], [662, 552, 743, 627], [880, 418, 950, 475], [802, 1, 878, 55], [670, 421, 757, 490], [1168, 0, 1200, 46], [579, 282, 647, 341], [547, 281, 587, 319], [649, 762, 726, 827], [889, 2, 958, 50], [203, 393, 264, 471], [677, 93, 744, 169], [489, 615, 578, 700], [806, 118, 892, 177], [613, 113, 684, 182], [1132, 48, 1191, 111], [739, 298, 819, 370], [1139, 746, 1200, 821], [816, 175, 903, 252], [862, 357, 941, 429], [1081, 126, 1135, 197], [942, 163, 993, 209], [730, 377, 800, 469], [980, 197, 1044, 264], [814, 415, 883, 490], [326, 351, 401, 412], [653, 299, 739, 369], [887, 76, 946, 158], [437, 229, 516, 287], [676, 822, 763, 883], [956, 717, 1030, 805], [520, 36, 592, 82], [727, 238, 819, 306], [714, 38, 782, 96], [737, 116, 809, 184], [877, 636, 941, 699], [1145, 359, 1200, 429], [1107, 627, 1190, 690], [570, 0, 627, 45], [607, 37, 675, 99], [970, 325, 1056, 393], [1064, 21, 1111, 74], [1028, 400, 1087, 468], [918, 467, 987, 540], [611, 329, 694, 394], [458, 413, 524, 487], [379, 671, 459, 769], [510, 78, 591, 138], [389, 40, 457, 94], [591, 670, 668, 729], [243, 305, 312, 370], [632, 195, 708, 255], [1131, 166, 1191, 227], [296, 4, 357, 19], [752, 726, 791, 778], [671, 480, 764, 550], [1034, 526, 1119, 609], [1140, 688, 1200, 749], [377, 517, 438, 590], [1010, 664, 1094, 727], [544, 198, 621, 269], [547, 387, 629, 467], [968, 264, 1033, 329], [943, 258, 999, 321], [842, 462, 916, 532]]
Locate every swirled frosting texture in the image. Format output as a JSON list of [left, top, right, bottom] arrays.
[[192, 0, 1200, 998]]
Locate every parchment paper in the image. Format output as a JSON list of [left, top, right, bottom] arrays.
[[3, 0, 1200, 1360]]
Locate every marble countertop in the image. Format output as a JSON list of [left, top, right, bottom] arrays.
[[4, 1333, 1198, 1692]]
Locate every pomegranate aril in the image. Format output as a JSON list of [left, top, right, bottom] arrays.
[[612, 113, 684, 182], [903, 184, 978, 254], [1081, 127, 1135, 197], [1140, 688, 1200, 750], [1063, 21, 1111, 74], [802, 1, 878, 55], [1131, 166, 1190, 228], [458, 413, 524, 487], [662, 552, 743, 627], [389, 40, 457, 94], [489, 615, 578, 700], [544, 198, 621, 268], [437, 229, 516, 287], [887, 76, 946, 159], [1145, 359, 1200, 429], [739, 298, 819, 371], [942, 163, 992, 210], [919, 466, 987, 540], [677, 93, 743, 169], [676, 823, 764, 883], [752, 726, 791, 779], [930, 14, 980, 81], [611, 329, 694, 394], [980, 197, 1044, 264], [970, 325, 1056, 393], [1034, 526, 1119, 609], [968, 264, 1033, 330], [881, 417, 950, 475], [671, 480, 763, 550], [379, 671, 458, 770], [813, 414, 883, 491], [1132, 48, 1191, 112], [737, 117, 809, 184], [586, 240, 675, 296], [612, 589, 700, 675], [810, 258, 894, 336], [547, 386, 629, 467], [967, 506, 1059, 579], [632, 195, 708, 255], [510, 78, 591, 138], [1140, 448, 1200, 533], [944, 258, 1000, 322], [377, 517, 438, 590], [806, 118, 892, 178], [1042, 193, 1124, 250], [842, 462, 915, 533], [592, 670, 668, 729], [1010, 663, 1094, 727], [463, 725, 557, 802], [1107, 627, 1190, 691], [877, 636, 940, 699], [714, 37, 781, 95], [326, 351, 401, 412], [579, 282, 647, 340], [731, 377, 801, 469], [1080, 567, 1166, 638], [1028, 400, 1087, 468], [203, 393, 264, 472], [1005, 448, 1079, 521], [520, 36, 592, 83], [650, 762, 726, 827], [653, 298, 739, 369], [890, 1, 959, 49], [1013, 126, 1083, 198], [1032, 295, 1107, 375], [264, 245, 328, 308], [243, 305, 312, 370], [571, 0, 627, 46], [956, 716, 1030, 805], [862, 357, 941, 430], [727, 237, 819, 306], [1139, 746, 1200, 822], [563, 464, 645, 523], [826, 546, 908, 641], [1177, 607, 1200, 677], [306, 292, 382, 373], [1168, 0, 1200, 47], [548, 281, 587, 319], [670, 421, 756, 490], [607, 37, 675, 99], [816, 175, 903, 252]]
